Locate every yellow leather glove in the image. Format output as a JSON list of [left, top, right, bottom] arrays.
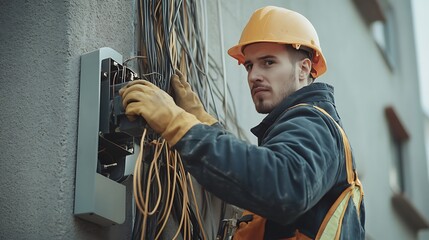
[[171, 70, 218, 125], [119, 80, 200, 146]]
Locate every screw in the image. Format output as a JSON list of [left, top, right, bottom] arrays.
[[103, 163, 118, 169]]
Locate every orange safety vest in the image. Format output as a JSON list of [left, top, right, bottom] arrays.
[[233, 104, 364, 240]]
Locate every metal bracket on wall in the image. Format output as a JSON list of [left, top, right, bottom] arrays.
[[74, 47, 141, 226]]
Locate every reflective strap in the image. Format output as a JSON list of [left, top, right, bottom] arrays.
[[352, 172, 364, 217], [351, 185, 362, 214], [287, 104, 355, 184], [287, 104, 364, 239], [311, 105, 354, 184], [316, 186, 353, 240], [309, 105, 364, 238]]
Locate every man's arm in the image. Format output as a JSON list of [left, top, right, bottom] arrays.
[[174, 106, 343, 224]]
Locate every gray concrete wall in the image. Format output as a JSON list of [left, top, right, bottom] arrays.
[[0, 0, 135, 239]]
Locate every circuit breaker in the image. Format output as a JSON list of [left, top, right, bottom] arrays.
[[74, 47, 144, 226]]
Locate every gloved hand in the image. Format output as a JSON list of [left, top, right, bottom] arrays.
[[119, 80, 200, 146], [171, 70, 218, 125]]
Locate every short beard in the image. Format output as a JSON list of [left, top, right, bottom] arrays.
[[253, 63, 298, 114], [255, 100, 272, 114]]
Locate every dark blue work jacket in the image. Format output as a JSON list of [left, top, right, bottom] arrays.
[[174, 82, 365, 239]]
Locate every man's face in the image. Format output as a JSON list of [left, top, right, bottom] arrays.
[[243, 43, 301, 114]]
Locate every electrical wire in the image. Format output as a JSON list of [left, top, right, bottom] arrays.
[[132, 0, 249, 239], [216, 0, 228, 129], [132, 127, 208, 239]]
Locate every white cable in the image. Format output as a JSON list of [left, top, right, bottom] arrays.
[[217, 0, 228, 128], [202, 0, 210, 108]]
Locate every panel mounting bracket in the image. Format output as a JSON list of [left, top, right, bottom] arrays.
[[74, 47, 139, 226]]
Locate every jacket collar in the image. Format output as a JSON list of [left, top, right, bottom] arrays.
[[250, 82, 335, 139]]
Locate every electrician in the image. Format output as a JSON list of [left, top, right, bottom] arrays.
[[120, 6, 365, 239]]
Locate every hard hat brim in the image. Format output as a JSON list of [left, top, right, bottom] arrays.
[[227, 41, 327, 78]]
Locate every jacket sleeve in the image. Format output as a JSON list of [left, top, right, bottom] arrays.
[[173, 107, 343, 224]]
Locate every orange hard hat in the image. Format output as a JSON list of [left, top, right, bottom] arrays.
[[228, 6, 327, 78]]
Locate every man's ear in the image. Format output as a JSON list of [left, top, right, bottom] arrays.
[[299, 58, 312, 82]]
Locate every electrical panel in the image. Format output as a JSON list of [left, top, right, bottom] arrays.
[[98, 57, 144, 181], [75, 47, 144, 226]]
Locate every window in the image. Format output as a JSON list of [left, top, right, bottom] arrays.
[[353, 0, 396, 69], [384, 106, 409, 193], [384, 106, 429, 231]]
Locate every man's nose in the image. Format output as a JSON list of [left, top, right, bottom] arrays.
[[248, 67, 262, 83]]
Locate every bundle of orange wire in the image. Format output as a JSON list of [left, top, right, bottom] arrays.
[[132, 0, 214, 238], [133, 128, 207, 240]]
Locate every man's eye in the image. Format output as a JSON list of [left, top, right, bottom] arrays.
[[264, 60, 274, 66], [245, 64, 252, 71]]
